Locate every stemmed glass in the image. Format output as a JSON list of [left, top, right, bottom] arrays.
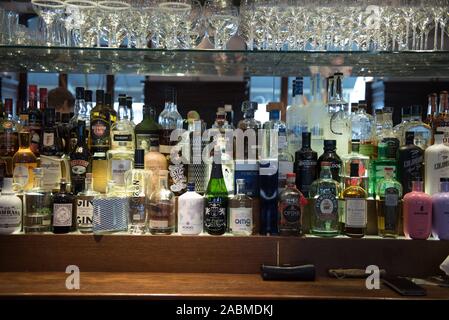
[[156, 0, 192, 49], [31, 0, 66, 46], [204, 0, 239, 50], [65, 0, 97, 47], [98, 1, 130, 48]]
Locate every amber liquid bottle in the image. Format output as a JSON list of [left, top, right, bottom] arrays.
[[12, 131, 37, 191]]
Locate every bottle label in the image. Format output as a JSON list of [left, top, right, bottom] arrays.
[[149, 219, 168, 228], [40, 156, 62, 190], [77, 197, 93, 229], [90, 119, 110, 146], [111, 159, 132, 185], [129, 196, 145, 223], [315, 193, 338, 222], [278, 160, 293, 191], [178, 197, 204, 234], [281, 203, 301, 223], [53, 203, 73, 227], [169, 163, 187, 193], [71, 159, 89, 175], [42, 132, 55, 147], [13, 163, 35, 189], [0, 202, 22, 230], [204, 197, 227, 233], [229, 207, 252, 234], [113, 134, 132, 142], [112, 133, 133, 149], [344, 198, 367, 228], [136, 134, 159, 152], [384, 187, 399, 231]]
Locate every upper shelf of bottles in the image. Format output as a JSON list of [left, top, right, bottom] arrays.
[[1, 45, 449, 77]]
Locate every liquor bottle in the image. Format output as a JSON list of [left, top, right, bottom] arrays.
[[397, 131, 424, 194], [376, 167, 403, 238], [104, 93, 117, 125], [308, 73, 326, 153], [351, 101, 375, 158], [158, 87, 183, 157], [341, 139, 370, 191], [70, 120, 91, 194], [0, 98, 19, 176], [403, 178, 432, 240], [125, 149, 151, 234], [126, 96, 135, 127], [27, 85, 42, 156], [425, 132, 449, 195], [229, 179, 253, 236], [187, 116, 207, 194], [178, 182, 204, 235], [343, 162, 368, 238], [0, 176, 22, 234], [278, 125, 294, 193], [434, 91, 449, 133], [369, 142, 397, 198], [393, 106, 411, 143], [52, 178, 75, 234], [135, 104, 161, 152], [90, 90, 110, 193], [144, 139, 168, 172], [326, 72, 350, 156], [224, 104, 234, 129], [287, 77, 306, 155], [317, 140, 342, 182], [402, 105, 432, 150], [23, 168, 52, 233], [432, 177, 449, 240], [294, 132, 317, 197], [12, 131, 37, 191], [147, 170, 175, 235], [262, 109, 286, 159], [278, 173, 304, 236], [40, 108, 66, 191], [69, 87, 88, 150], [39, 87, 47, 111], [204, 157, 228, 235], [310, 162, 341, 237], [259, 159, 278, 235], [19, 99, 29, 128], [426, 93, 437, 129], [75, 173, 98, 233], [378, 107, 400, 159], [374, 109, 383, 137], [237, 101, 260, 160], [85, 90, 93, 119]]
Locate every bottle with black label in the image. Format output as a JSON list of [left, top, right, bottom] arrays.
[[204, 153, 228, 235], [294, 132, 317, 197], [52, 178, 75, 234], [70, 120, 91, 194], [317, 139, 342, 182], [397, 131, 424, 194]]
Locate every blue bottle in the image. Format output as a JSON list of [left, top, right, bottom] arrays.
[[259, 159, 279, 235]]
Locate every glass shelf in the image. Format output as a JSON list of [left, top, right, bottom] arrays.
[[1, 45, 449, 76]]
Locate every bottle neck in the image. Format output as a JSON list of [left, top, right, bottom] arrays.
[[1, 178, 14, 194], [118, 105, 128, 121], [236, 182, 245, 195], [19, 132, 31, 149], [59, 182, 67, 193], [77, 126, 86, 145], [85, 178, 93, 192], [412, 181, 424, 192], [440, 182, 449, 193], [211, 161, 224, 179]]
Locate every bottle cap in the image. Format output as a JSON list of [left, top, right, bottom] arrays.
[[96, 90, 104, 103], [323, 140, 336, 150], [242, 101, 258, 113], [187, 182, 195, 191], [76, 87, 85, 100], [85, 90, 93, 102], [134, 149, 145, 169], [269, 110, 280, 120], [350, 162, 359, 177], [440, 177, 449, 182]]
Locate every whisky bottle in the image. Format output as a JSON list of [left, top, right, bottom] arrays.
[[351, 101, 375, 158], [294, 132, 317, 197], [76, 173, 98, 234], [278, 173, 304, 236], [376, 167, 403, 238], [433, 91, 449, 133], [147, 170, 175, 235], [397, 131, 424, 194], [70, 120, 91, 194], [23, 168, 52, 233], [27, 85, 42, 156], [178, 182, 204, 235], [52, 178, 75, 234], [0, 176, 22, 234], [12, 131, 37, 191], [229, 179, 253, 236], [0, 98, 19, 176], [317, 139, 342, 182], [343, 162, 368, 238]]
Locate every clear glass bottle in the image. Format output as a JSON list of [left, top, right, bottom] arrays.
[[393, 106, 411, 143], [310, 162, 341, 237], [229, 179, 253, 236], [76, 173, 99, 234], [278, 172, 304, 236], [369, 142, 397, 198], [125, 149, 151, 235], [237, 101, 260, 160], [403, 179, 432, 240], [287, 77, 306, 155], [424, 132, 449, 195], [343, 162, 368, 238], [262, 109, 286, 159], [278, 125, 294, 194], [147, 170, 175, 235], [23, 168, 52, 233], [376, 167, 403, 238], [0, 176, 22, 234], [308, 74, 326, 153], [402, 105, 432, 150], [432, 177, 449, 240], [158, 87, 183, 157], [12, 131, 37, 191], [351, 101, 375, 158], [378, 107, 400, 160], [52, 178, 75, 234], [178, 182, 204, 235], [341, 139, 370, 191]]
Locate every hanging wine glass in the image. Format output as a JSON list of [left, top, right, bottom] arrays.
[[31, 0, 66, 46]]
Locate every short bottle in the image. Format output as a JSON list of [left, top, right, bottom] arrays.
[[229, 179, 253, 236], [76, 173, 99, 234], [343, 162, 368, 238], [310, 162, 341, 237], [403, 179, 432, 240], [376, 167, 403, 238], [431, 178, 449, 240], [0, 177, 22, 234], [52, 178, 76, 234], [178, 182, 204, 235], [278, 173, 305, 236], [147, 170, 175, 235]]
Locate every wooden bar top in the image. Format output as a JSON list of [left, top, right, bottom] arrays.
[[0, 272, 448, 300]]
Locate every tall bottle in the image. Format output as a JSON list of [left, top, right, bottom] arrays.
[[343, 162, 368, 238], [287, 77, 306, 155], [278, 173, 304, 236], [76, 173, 99, 234], [70, 120, 91, 194], [308, 73, 326, 153], [403, 179, 432, 240], [369, 142, 397, 198], [424, 132, 449, 195], [426, 93, 437, 130], [187, 116, 207, 194], [259, 159, 278, 235], [0, 98, 19, 176], [12, 131, 37, 191], [69, 87, 89, 150], [310, 162, 341, 237], [432, 177, 449, 240], [376, 167, 403, 238], [237, 101, 260, 160], [23, 168, 52, 233], [52, 178, 75, 234], [317, 140, 342, 182], [229, 179, 253, 236], [351, 101, 375, 158], [27, 85, 42, 156], [278, 124, 294, 193], [262, 109, 285, 159], [397, 131, 424, 194], [294, 132, 317, 197], [147, 170, 175, 235], [178, 182, 204, 235], [0, 176, 22, 234], [204, 156, 228, 235]]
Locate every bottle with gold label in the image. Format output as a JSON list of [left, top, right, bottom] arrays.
[[12, 131, 37, 191]]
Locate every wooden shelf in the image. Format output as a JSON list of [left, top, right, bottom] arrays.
[[0, 272, 447, 300]]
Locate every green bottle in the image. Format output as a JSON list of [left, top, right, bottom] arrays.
[[369, 143, 397, 198], [204, 157, 228, 235], [135, 105, 161, 152]]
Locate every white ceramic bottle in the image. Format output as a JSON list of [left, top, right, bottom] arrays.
[[178, 182, 204, 235], [425, 133, 449, 195], [0, 177, 22, 234]]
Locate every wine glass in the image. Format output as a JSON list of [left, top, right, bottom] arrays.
[[156, 0, 192, 49], [65, 0, 97, 47], [98, 0, 130, 48], [204, 0, 239, 50], [31, 0, 66, 46]]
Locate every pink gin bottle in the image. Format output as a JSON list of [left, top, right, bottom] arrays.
[[403, 179, 432, 240], [432, 178, 449, 240]]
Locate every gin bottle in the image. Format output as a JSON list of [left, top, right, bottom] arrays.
[[308, 73, 326, 153], [278, 173, 304, 236], [287, 77, 306, 155], [317, 140, 342, 182], [369, 143, 397, 198], [76, 173, 99, 234], [294, 132, 317, 197], [178, 182, 204, 235], [52, 178, 75, 234], [351, 101, 375, 158], [229, 179, 253, 236]]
